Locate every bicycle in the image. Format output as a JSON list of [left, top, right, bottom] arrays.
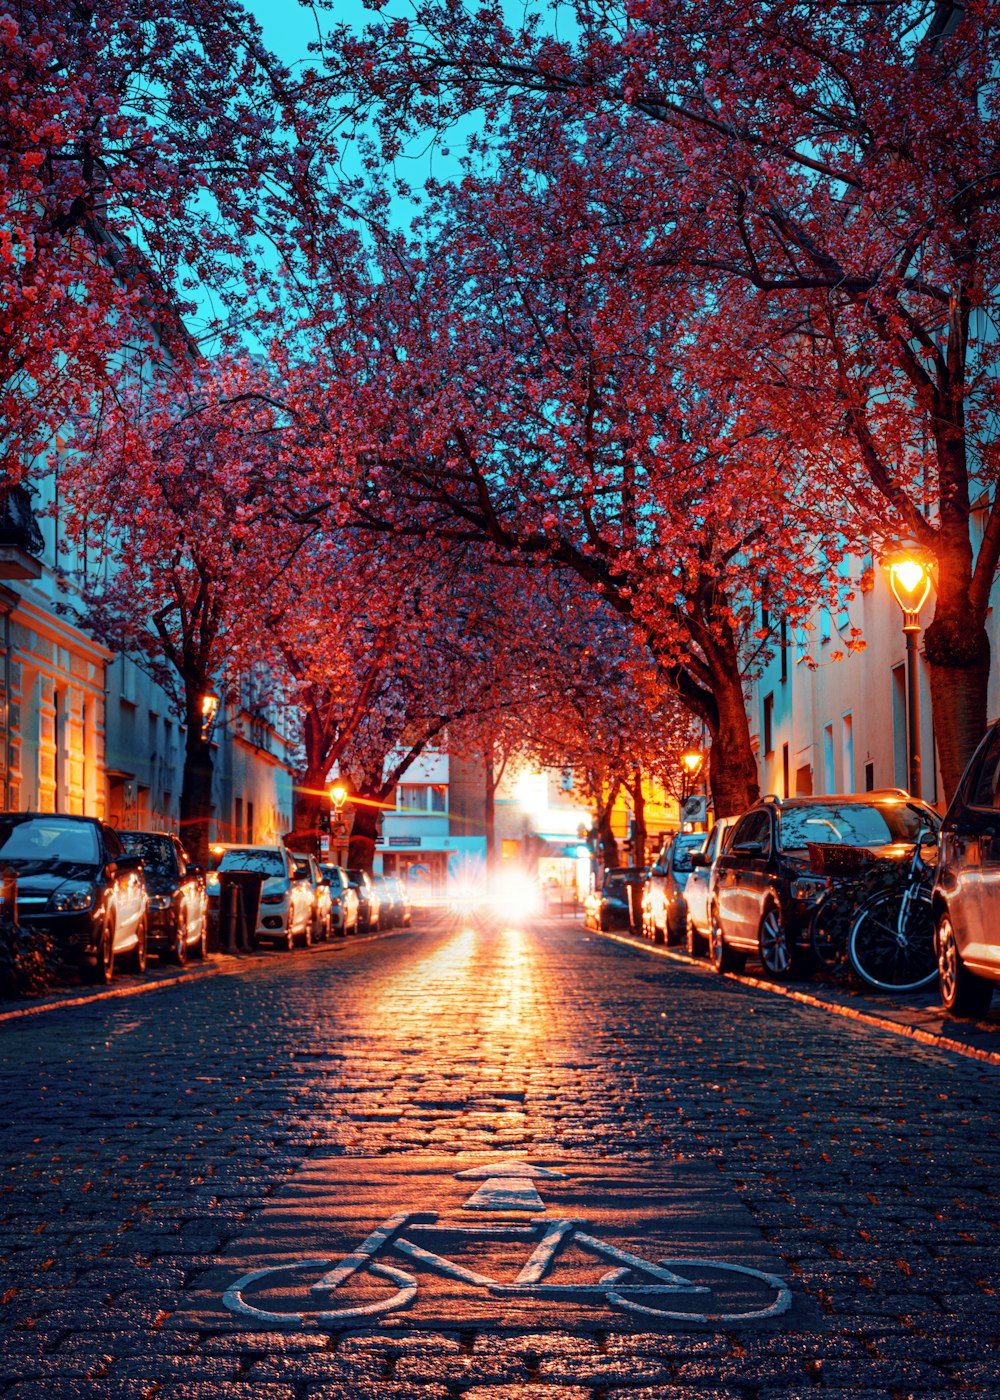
[[847, 825, 938, 993], [222, 1209, 792, 1329]]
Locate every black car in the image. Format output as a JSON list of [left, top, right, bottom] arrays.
[[584, 867, 632, 931], [934, 721, 1000, 1016], [119, 831, 207, 965], [1, 813, 148, 983], [712, 793, 940, 979]]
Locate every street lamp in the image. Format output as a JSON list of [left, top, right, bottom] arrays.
[[680, 748, 704, 803], [329, 783, 348, 815], [888, 555, 933, 799], [200, 689, 220, 741]]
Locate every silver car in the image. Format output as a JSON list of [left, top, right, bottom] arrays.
[[683, 818, 737, 957]]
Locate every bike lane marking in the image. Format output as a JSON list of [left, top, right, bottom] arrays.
[[179, 1154, 803, 1335]]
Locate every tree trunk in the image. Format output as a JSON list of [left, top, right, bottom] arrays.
[[485, 756, 497, 883], [924, 604, 990, 804], [706, 655, 760, 819], [347, 799, 380, 872], [632, 770, 646, 867], [181, 720, 214, 868], [596, 781, 620, 867], [289, 764, 329, 857]]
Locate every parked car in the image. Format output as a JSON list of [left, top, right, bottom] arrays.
[[683, 818, 738, 957], [712, 792, 940, 980], [934, 720, 1000, 1016], [386, 877, 412, 927], [347, 868, 381, 932], [1, 813, 147, 983], [583, 867, 632, 931], [119, 830, 207, 965], [644, 834, 707, 944], [208, 845, 313, 949], [289, 851, 330, 941], [319, 864, 359, 935], [374, 874, 401, 927]]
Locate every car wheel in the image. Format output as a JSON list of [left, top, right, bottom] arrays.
[[284, 921, 295, 951], [652, 919, 665, 946], [710, 908, 746, 975], [758, 904, 794, 980], [170, 914, 188, 967], [89, 914, 116, 985], [686, 913, 707, 958], [938, 913, 994, 1017], [123, 915, 148, 975], [193, 915, 208, 959], [303, 916, 313, 948]]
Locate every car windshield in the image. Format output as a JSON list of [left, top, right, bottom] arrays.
[[0, 817, 100, 866], [779, 802, 937, 851], [671, 834, 706, 872], [218, 848, 285, 878], [604, 876, 627, 896], [320, 866, 343, 889], [120, 833, 177, 877]]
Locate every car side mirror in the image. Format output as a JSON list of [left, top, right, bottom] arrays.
[[116, 854, 143, 874], [689, 852, 707, 868], [186, 864, 204, 880]]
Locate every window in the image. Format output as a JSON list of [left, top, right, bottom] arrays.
[[892, 665, 907, 788], [779, 616, 788, 683], [864, 761, 875, 792], [823, 723, 835, 792], [234, 797, 244, 843], [430, 784, 447, 813], [779, 801, 938, 851], [763, 693, 774, 757], [782, 743, 790, 799], [841, 714, 854, 795], [969, 728, 1000, 809], [246, 801, 254, 843], [731, 810, 770, 854]]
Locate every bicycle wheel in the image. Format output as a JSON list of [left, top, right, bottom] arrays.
[[848, 887, 937, 992], [809, 891, 849, 971], [602, 1258, 792, 1323]]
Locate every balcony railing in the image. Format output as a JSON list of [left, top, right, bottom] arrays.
[[0, 485, 44, 579]]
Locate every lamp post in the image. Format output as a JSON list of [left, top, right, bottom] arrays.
[[888, 556, 933, 799], [329, 783, 349, 863]]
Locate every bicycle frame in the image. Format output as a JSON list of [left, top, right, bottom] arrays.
[[222, 1209, 792, 1328]]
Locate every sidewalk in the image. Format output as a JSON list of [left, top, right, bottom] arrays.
[[590, 921, 1000, 1069], [0, 922, 414, 1025]]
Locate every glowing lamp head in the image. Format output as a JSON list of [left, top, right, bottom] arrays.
[[680, 749, 704, 776], [329, 783, 348, 811], [889, 557, 932, 618], [200, 689, 220, 738]]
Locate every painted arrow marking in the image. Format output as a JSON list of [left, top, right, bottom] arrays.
[[456, 1160, 566, 1213]]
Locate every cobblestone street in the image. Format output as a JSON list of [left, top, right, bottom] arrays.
[[3, 911, 1000, 1397]]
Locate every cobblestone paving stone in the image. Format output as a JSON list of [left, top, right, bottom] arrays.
[[2, 911, 1000, 1396]]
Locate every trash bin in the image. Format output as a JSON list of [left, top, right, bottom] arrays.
[[218, 871, 263, 952]]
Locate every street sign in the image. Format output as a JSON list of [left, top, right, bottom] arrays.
[[681, 795, 708, 822], [332, 820, 348, 839]]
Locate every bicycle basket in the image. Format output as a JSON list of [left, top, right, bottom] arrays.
[[805, 842, 879, 878]]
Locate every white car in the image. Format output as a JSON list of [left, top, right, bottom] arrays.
[[684, 818, 738, 957], [320, 864, 359, 935], [209, 845, 314, 950]]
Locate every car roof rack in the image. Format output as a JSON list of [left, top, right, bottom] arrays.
[[761, 793, 782, 805], [869, 787, 912, 799]]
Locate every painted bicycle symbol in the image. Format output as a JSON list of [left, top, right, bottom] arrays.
[[222, 1210, 792, 1328]]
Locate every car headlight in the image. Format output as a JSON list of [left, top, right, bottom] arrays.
[[791, 876, 828, 901], [50, 883, 97, 912], [261, 892, 287, 905], [148, 894, 173, 911]]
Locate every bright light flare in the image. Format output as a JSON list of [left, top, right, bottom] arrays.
[[490, 871, 541, 923]]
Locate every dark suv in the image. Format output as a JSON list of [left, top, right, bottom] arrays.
[[934, 720, 1000, 1016], [712, 793, 939, 979]]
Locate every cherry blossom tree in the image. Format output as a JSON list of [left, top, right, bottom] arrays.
[[59, 357, 329, 863], [327, 0, 1000, 796], [0, 0, 306, 484]]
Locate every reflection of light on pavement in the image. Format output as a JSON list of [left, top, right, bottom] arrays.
[[490, 872, 540, 923]]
